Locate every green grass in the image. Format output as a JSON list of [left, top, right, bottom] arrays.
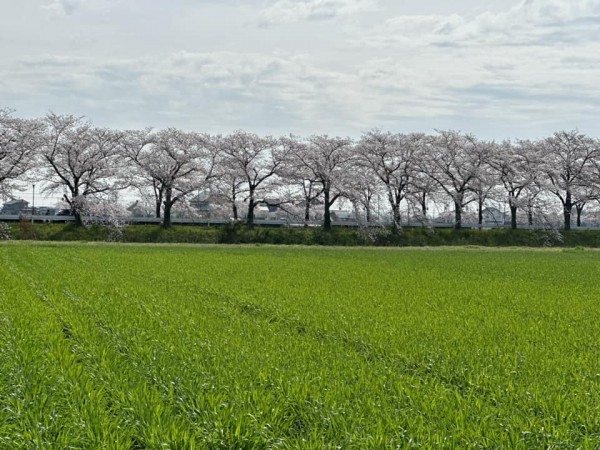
[[1, 243, 600, 448], [3, 221, 595, 247]]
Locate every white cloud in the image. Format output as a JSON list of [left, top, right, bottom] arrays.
[[439, 0, 600, 46], [43, 0, 88, 15], [258, 0, 376, 26], [4, 0, 600, 139], [356, 0, 600, 48], [0, 52, 363, 134], [5, 42, 600, 139], [342, 1, 600, 134]]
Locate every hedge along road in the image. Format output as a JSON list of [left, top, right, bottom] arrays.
[[1, 242, 600, 449]]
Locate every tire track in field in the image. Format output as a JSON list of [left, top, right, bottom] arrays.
[[6, 246, 500, 411], [196, 285, 511, 414], [1, 245, 533, 446]]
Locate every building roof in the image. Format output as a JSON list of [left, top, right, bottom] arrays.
[[3, 199, 29, 206]]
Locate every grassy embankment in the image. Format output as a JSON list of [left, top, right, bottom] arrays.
[[4, 221, 600, 247]]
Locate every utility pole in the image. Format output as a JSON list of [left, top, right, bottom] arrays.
[[32, 184, 35, 224]]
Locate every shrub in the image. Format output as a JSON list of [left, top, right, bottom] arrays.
[[9, 222, 600, 247], [0, 222, 11, 240], [19, 217, 36, 240]]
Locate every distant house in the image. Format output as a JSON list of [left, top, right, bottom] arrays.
[[35, 207, 57, 216], [0, 199, 29, 215]]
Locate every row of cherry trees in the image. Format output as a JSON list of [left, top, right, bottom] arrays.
[[2, 109, 600, 230]]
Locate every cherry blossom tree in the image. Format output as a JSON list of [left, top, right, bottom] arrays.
[[466, 140, 500, 228], [279, 136, 324, 226], [346, 165, 380, 223], [487, 140, 540, 229], [120, 128, 164, 219], [573, 185, 597, 227], [421, 131, 490, 229], [584, 144, 600, 226], [290, 135, 354, 229], [539, 130, 600, 230], [294, 176, 324, 225], [0, 109, 44, 197], [210, 170, 247, 221], [41, 113, 127, 226], [407, 169, 438, 224], [217, 131, 286, 226], [78, 196, 131, 241], [356, 130, 422, 229], [123, 128, 218, 228]]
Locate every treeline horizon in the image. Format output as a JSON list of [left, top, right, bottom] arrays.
[[1, 108, 600, 230]]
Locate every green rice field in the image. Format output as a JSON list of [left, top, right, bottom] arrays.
[[1, 243, 600, 449]]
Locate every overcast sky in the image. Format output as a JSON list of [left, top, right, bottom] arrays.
[[2, 0, 600, 140]]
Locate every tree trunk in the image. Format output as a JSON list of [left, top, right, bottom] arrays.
[[576, 204, 584, 227], [387, 189, 401, 230], [73, 210, 83, 227], [162, 187, 173, 228], [563, 192, 572, 231], [564, 208, 572, 231], [163, 203, 172, 228], [454, 201, 462, 230], [68, 189, 84, 227], [420, 193, 427, 216], [153, 183, 163, 219], [232, 201, 238, 220], [246, 190, 256, 227], [528, 206, 533, 226], [323, 187, 331, 230], [390, 204, 401, 230], [478, 198, 483, 228], [510, 205, 518, 230], [304, 201, 311, 227]]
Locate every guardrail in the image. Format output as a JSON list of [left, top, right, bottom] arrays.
[[0, 214, 75, 222], [2, 214, 599, 230]]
